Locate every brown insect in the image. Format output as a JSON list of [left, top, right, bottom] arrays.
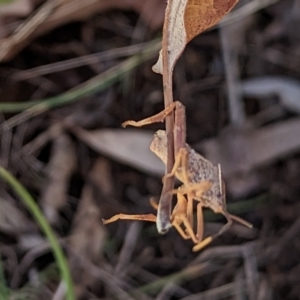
[[103, 101, 252, 251]]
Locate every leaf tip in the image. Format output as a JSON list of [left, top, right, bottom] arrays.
[[152, 50, 163, 74]]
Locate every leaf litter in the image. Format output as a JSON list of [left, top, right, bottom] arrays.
[[69, 158, 107, 298], [0, 0, 300, 299]]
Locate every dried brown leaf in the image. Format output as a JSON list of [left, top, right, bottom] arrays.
[[242, 76, 300, 114], [40, 127, 76, 224], [184, 0, 238, 42], [152, 0, 188, 74], [202, 118, 300, 177], [69, 158, 107, 297], [70, 159, 107, 260], [0, 194, 34, 235], [72, 127, 164, 175]]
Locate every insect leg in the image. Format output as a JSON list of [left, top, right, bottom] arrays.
[[228, 213, 253, 228], [103, 213, 156, 225], [196, 202, 204, 242], [162, 147, 185, 184], [122, 102, 177, 128], [171, 193, 198, 243], [192, 214, 233, 252]]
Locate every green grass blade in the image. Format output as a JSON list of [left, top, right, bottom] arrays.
[[0, 165, 75, 300]]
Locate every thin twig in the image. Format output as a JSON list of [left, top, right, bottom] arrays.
[[180, 281, 246, 300], [115, 222, 142, 278], [156, 2, 175, 234]]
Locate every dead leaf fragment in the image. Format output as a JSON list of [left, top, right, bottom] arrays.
[[72, 127, 164, 175], [0, 194, 34, 235], [152, 0, 188, 74], [184, 0, 238, 42], [40, 128, 76, 224], [69, 158, 107, 297], [242, 76, 300, 114], [70, 159, 107, 261], [202, 118, 300, 177]]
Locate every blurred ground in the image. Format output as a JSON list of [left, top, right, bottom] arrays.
[[1, 0, 300, 299]]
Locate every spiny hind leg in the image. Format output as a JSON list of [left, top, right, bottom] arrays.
[[171, 193, 198, 244], [149, 197, 159, 210], [177, 146, 193, 228], [171, 181, 211, 238], [196, 203, 204, 242], [172, 221, 190, 240], [229, 213, 253, 228], [186, 193, 194, 232], [192, 214, 233, 252], [192, 210, 253, 252], [168, 184, 195, 234], [103, 213, 157, 225], [122, 102, 180, 128], [172, 215, 198, 244], [150, 193, 197, 242]]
